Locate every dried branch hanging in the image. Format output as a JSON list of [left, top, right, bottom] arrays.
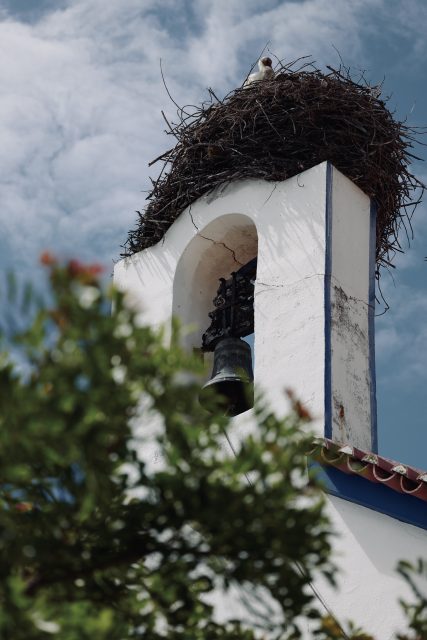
[[122, 58, 425, 277]]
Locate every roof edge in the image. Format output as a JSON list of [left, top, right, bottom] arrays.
[[309, 439, 427, 530]]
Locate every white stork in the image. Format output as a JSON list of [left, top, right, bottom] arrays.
[[243, 57, 274, 87]]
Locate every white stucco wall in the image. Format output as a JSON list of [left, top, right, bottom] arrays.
[[114, 162, 426, 637], [310, 495, 427, 639], [114, 161, 374, 446], [204, 492, 427, 639], [329, 170, 374, 449]]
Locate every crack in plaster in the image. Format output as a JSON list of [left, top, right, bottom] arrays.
[[261, 183, 278, 207], [256, 274, 374, 310], [187, 206, 244, 267], [255, 272, 326, 292], [185, 203, 372, 310]]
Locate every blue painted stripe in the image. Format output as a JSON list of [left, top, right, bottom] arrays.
[[310, 462, 427, 531], [324, 163, 333, 439], [369, 201, 378, 453]]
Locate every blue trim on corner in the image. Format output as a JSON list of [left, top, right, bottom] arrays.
[[311, 462, 427, 531], [324, 163, 333, 440], [369, 201, 378, 453]]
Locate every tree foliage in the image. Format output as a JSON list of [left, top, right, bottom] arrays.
[[0, 257, 424, 639]]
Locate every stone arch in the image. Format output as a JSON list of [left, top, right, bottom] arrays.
[[173, 213, 258, 352]]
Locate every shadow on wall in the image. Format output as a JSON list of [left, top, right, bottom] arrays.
[[172, 213, 258, 353], [329, 494, 427, 581]]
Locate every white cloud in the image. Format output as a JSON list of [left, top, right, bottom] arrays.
[[375, 0, 427, 57], [184, 0, 381, 90], [1, 0, 426, 460], [0, 1, 178, 272], [0, 0, 422, 281]]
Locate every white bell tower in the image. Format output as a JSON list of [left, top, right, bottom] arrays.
[[114, 161, 376, 451]]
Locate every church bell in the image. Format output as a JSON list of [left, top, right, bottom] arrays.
[[200, 337, 254, 416]]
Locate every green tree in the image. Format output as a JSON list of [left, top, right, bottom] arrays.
[[0, 256, 424, 639]]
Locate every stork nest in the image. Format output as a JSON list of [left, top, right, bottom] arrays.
[[123, 58, 425, 277]]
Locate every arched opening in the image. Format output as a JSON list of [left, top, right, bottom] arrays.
[[173, 213, 258, 354]]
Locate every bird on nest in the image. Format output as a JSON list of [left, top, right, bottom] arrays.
[[243, 57, 274, 87]]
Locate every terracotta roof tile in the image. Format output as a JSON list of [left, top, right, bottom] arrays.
[[310, 439, 427, 503]]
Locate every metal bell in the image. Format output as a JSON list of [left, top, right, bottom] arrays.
[[199, 337, 254, 416]]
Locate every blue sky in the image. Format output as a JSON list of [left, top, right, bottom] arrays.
[[0, 0, 426, 467]]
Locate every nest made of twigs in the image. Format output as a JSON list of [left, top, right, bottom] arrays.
[[123, 58, 424, 278]]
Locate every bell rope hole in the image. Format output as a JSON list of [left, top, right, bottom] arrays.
[[171, 214, 258, 415]]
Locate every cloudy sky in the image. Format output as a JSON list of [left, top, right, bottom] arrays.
[[1, 0, 426, 467]]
